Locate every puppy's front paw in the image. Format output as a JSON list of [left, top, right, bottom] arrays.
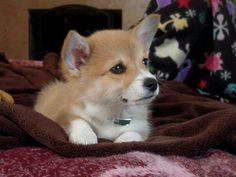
[[69, 129, 98, 145], [67, 119, 98, 145], [114, 132, 144, 143]]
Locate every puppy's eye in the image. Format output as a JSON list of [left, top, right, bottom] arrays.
[[142, 58, 149, 66], [110, 63, 126, 74]]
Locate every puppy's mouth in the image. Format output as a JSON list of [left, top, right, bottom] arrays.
[[135, 95, 154, 102], [121, 94, 155, 104]]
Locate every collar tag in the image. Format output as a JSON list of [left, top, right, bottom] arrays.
[[113, 117, 132, 126]]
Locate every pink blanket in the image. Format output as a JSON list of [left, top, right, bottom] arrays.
[[1, 147, 236, 177]]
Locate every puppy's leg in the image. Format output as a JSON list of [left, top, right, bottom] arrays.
[[67, 119, 98, 145], [114, 132, 144, 143], [65, 118, 98, 145]]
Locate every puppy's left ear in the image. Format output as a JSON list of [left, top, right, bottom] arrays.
[[61, 30, 90, 80], [132, 14, 160, 52]]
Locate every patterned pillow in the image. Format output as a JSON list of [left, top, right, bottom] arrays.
[[146, 0, 236, 103]]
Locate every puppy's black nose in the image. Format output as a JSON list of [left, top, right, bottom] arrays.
[[143, 78, 158, 92]]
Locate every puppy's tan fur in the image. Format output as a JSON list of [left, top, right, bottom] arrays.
[[34, 15, 160, 144]]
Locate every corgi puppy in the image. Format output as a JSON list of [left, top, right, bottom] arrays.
[[34, 14, 160, 145]]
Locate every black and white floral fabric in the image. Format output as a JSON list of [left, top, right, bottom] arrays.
[[146, 0, 236, 103]]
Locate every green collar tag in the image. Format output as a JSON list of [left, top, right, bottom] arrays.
[[113, 118, 132, 126]]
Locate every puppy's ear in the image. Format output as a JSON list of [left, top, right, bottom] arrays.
[[61, 30, 90, 80], [132, 14, 160, 52]]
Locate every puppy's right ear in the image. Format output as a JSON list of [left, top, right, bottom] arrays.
[[61, 30, 90, 80], [131, 14, 160, 53]]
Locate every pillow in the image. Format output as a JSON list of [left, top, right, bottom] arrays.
[[146, 0, 236, 104]]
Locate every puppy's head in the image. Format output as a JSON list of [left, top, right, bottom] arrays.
[[61, 14, 160, 105]]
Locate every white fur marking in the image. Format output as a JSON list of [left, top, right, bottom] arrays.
[[67, 119, 97, 145], [115, 131, 144, 143], [122, 70, 158, 102]]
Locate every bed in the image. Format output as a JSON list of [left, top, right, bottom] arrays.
[[0, 53, 236, 176], [1, 0, 236, 175]]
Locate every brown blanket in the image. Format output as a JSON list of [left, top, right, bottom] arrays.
[[0, 55, 235, 157]]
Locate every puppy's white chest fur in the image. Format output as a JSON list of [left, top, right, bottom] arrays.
[[70, 102, 150, 142]]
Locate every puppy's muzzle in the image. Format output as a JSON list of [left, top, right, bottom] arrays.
[[143, 78, 158, 92]]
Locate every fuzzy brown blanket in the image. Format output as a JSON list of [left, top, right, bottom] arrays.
[[0, 55, 235, 157]]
